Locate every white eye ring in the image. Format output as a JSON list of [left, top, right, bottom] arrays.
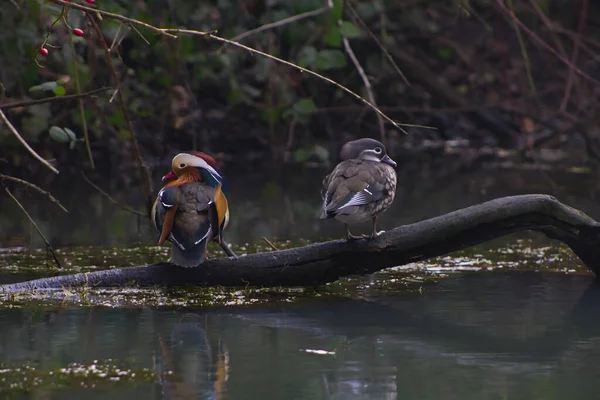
[[179, 163, 186, 168], [374, 147, 382, 154]]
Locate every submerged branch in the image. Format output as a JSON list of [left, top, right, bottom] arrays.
[[2, 195, 600, 293]]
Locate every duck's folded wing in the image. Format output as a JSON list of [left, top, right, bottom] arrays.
[[335, 183, 384, 210], [153, 186, 181, 246], [323, 164, 386, 216], [211, 183, 229, 244]]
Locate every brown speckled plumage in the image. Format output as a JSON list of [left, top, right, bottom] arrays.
[[320, 138, 397, 240]]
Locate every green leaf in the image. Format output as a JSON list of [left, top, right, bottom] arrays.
[[118, 129, 132, 141], [312, 144, 329, 162], [52, 85, 66, 96], [67, 62, 91, 89], [63, 127, 77, 141], [293, 98, 317, 115], [48, 126, 70, 143], [324, 0, 343, 47], [293, 147, 311, 163], [260, 108, 283, 125], [156, 74, 172, 88], [242, 84, 261, 99], [324, 26, 342, 47], [107, 111, 125, 129], [316, 50, 347, 70], [21, 104, 51, 140], [331, 0, 343, 21], [355, 2, 378, 19], [437, 47, 453, 61], [297, 46, 318, 68], [69, 140, 76, 150], [226, 88, 243, 105], [29, 81, 58, 92], [339, 21, 362, 38]]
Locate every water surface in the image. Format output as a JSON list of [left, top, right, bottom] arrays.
[[1, 271, 599, 399], [1, 164, 599, 398]]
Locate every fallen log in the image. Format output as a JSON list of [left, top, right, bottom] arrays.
[[2, 194, 600, 293]]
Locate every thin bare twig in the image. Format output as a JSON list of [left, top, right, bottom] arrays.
[[342, 34, 386, 144], [495, 0, 600, 85], [261, 237, 279, 251], [229, 7, 329, 43], [0, 174, 68, 213], [508, 0, 536, 95], [87, 14, 154, 209], [163, 29, 410, 134], [560, 0, 587, 112], [81, 172, 146, 217], [2, 184, 63, 269], [0, 109, 59, 174], [69, 30, 95, 169], [47, 0, 410, 134], [346, 3, 410, 86], [48, 0, 178, 38], [109, 22, 124, 52], [129, 23, 150, 45], [0, 87, 111, 110], [551, 25, 600, 51], [528, 0, 568, 57]]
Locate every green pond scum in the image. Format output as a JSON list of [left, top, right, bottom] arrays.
[[0, 236, 591, 309], [0, 359, 161, 394]]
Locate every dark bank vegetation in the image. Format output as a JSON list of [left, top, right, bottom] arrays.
[[2, 0, 600, 180], [1, 0, 600, 276]]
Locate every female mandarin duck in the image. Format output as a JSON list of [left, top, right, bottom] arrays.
[[320, 138, 397, 240], [152, 152, 235, 267]]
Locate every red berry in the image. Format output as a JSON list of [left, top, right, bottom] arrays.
[[86, 0, 95, 3], [73, 28, 84, 37], [40, 48, 49, 56]]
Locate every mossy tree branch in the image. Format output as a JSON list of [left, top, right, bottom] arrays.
[[2, 195, 600, 293]]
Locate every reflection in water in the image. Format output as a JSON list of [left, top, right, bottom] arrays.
[[322, 353, 398, 400], [1, 272, 600, 398], [157, 313, 228, 400]]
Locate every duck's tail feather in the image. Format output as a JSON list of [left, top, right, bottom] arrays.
[[169, 238, 209, 268]]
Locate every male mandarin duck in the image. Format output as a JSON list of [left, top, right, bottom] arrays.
[[320, 138, 397, 240], [152, 152, 235, 267]]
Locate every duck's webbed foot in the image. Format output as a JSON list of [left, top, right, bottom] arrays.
[[345, 225, 364, 241]]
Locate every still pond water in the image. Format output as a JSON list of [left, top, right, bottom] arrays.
[[0, 268, 599, 399], [1, 165, 600, 398]]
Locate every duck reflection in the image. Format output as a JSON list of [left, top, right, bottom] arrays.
[[157, 313, 229, 400], [322, 357, 398, 400]]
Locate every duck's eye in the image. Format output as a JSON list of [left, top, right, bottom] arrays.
[[374, 147, 382, 154], [179, 163, 186, 168]]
